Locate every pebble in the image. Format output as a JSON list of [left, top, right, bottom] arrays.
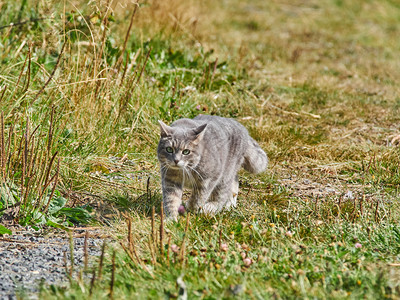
[[0, 232, 103, 299]]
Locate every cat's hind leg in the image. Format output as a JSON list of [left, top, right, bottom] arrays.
[[201, 181, 234, 215], [201, 200, 225, 215], [186, 178, 216, 213]]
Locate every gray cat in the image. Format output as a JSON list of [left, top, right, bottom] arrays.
[[157, 115, 268, 221]]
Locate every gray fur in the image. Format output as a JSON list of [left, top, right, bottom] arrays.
[[157, 115, 268, 220]]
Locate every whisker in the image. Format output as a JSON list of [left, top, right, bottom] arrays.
[[186, 166, 200, 192], [184, 167, 195, 191], [187, 165, 204, 181], [160, 164, 171, 178], [181, 166, 190, 190]]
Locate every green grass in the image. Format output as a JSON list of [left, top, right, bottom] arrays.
[[1, 0, 400, 298]]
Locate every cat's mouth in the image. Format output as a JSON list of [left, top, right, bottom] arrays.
[[169, 164, 184, 170], [167, 161, 186, 170]]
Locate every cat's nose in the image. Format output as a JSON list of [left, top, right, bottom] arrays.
[[174, 159, 179, 164]]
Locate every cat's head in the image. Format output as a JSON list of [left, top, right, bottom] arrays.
[[157, 120, 207, 170]]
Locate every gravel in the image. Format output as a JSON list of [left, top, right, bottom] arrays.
[[0, 229, 104, 299]]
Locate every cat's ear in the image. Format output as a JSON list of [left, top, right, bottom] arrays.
[[158, 120, 173, 137], [192, 123, 207, 140]]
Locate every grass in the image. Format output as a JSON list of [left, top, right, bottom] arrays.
[[0, 0, 400, 298]]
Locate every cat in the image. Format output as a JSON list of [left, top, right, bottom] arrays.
[[157, 115, 268, 221]]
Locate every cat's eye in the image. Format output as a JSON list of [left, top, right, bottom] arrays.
[[166, 147, 173, 153], [182, 149, 190, 155]]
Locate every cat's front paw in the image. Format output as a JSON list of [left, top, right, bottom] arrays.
[[201, 202, 221, 215], [164, 207, 179, 222], [165, 213, 178, 222], [224, 193, 237, 210]]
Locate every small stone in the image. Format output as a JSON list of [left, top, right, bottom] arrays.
[[171, 244, 180, 253], [344, 190, 354, 200], [220, 243, 228, 252], [243, 258, 252, 267], [230, 284, 244, 295]]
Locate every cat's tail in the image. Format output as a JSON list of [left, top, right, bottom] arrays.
[[242, 137, 268, 174]]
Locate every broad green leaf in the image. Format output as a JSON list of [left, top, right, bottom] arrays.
[[47, 194, 68, 214], [47, 220, 70, 231], [59, 207, 93, 224], [0, 224, 12, 235]]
